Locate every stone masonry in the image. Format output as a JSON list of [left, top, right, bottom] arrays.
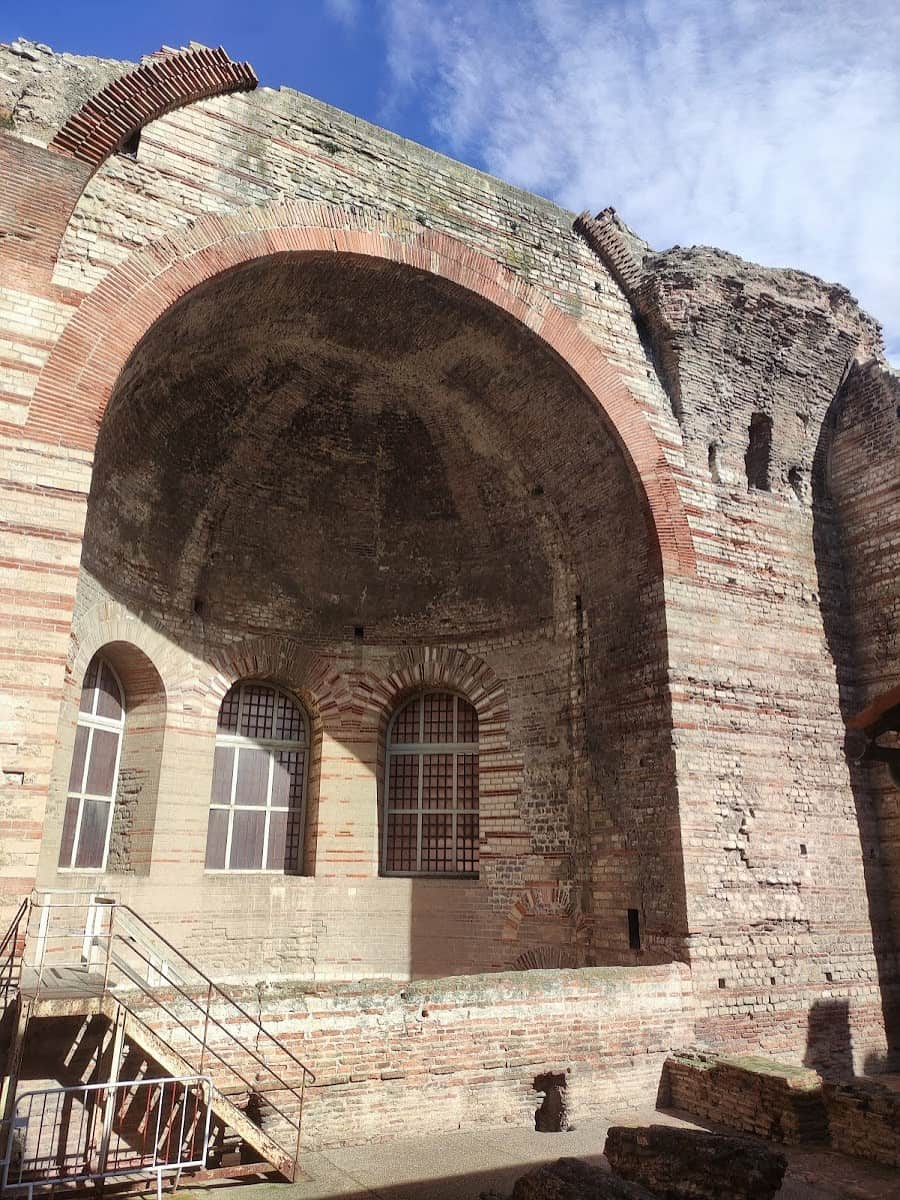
[[0, 33, 898, 1145]]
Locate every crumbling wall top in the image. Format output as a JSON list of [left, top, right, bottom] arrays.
[[0, 37, 257, 170], [576, 206, 885, 495], [0, 38, 129, 146]]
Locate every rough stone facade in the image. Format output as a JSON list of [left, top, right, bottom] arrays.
[[0, 32, 899, 1139], [662, 1049, 900, 1169], [511, 1157, 656, 1199], [603, 1125, 787, 1200], [662, 1051, 828, 1143]]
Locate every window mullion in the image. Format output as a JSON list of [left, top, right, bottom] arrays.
[[382, 750, 390, 870], [79, 724, 94, 796], [69, 723, 95, 868], [69, 798, 85, 871], [452, 748, 458, 873], [84, 712, 126, 734], [224, 745, 239, 869], [236, 683, 245, 737], [261, 750, 275, 870], [416, 752, 424, 873]]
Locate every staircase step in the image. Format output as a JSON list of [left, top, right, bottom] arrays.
[[116, 1002, 298, 1179]]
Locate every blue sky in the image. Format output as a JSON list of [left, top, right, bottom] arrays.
[[3, 0, 898, 358]]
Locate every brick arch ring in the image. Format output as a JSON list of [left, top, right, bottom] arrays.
[[354, 645, 516, 740], [28, 199, 697, 579], [356, 646, 524, 872], [67, 599, 171, 705], [200, 636, 354, 728]]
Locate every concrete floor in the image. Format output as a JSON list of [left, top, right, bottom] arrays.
[[180, 1106, 900, 1200]]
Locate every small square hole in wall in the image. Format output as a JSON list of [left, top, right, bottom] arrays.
[[825, 971, 833, 982], [718, 978, 726, 989], [800, 844, 807, 856], [354, 625, 364, 640], [770, 977, 776, 986]]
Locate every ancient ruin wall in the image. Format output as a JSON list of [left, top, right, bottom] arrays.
[[824, 359, 900, 1057], [0, 36, 896, 1072], [20, 966, 692, 1150], [0, 39, 691, 978], [580, 212, 894, 1066]]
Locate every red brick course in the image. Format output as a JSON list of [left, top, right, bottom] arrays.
[[49, 45, 257, 171]]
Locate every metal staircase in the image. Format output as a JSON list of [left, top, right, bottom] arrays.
[[0, 891, 315, 1193]]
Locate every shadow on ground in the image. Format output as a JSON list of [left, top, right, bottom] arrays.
[[179, 1108, 900, 1200]]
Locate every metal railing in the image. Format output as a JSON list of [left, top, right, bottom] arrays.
[[0, 901, 28, 1010], [24, 890, 110, 994], [19, 892, 315, 1180], [2, 1074, 212, 1200]]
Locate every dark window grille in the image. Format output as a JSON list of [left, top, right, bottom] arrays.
[[205, 682, 308, 872], [383, 692, 479, 877]]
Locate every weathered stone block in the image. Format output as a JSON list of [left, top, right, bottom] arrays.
[[511, 1157, 658, 1199], [662, 1051, 827, 1143], [823, 1078, 900, 1168], [604, 1125, 787, 1200]]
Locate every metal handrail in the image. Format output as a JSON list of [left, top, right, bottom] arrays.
[[107, 935, 308, 1130], [0, 899, 29, 1007], [115, 905, 315, 1084], [3, 1073, 212, 1200], [21, 892, 315, 1179]]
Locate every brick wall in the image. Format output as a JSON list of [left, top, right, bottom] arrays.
[[89, 965, 693, 1149], [823, 1078, 900, 1168], [662, 1050, 827, 1143], [663, 1049, 900, 1168], [825, 361, 900, 1048], [0, 35, 896, 1082], [580, 215, 896, 1068]]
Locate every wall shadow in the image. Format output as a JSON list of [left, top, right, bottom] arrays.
[[803, 998, 854, 1081], [811, 381, 900, 1069]]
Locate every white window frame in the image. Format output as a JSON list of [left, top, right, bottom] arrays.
[[382, 690, 479, 878], [60, 658, 126, 874], [206, 681, 309, 874]]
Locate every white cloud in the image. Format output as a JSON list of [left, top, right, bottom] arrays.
[[324, 0, 361, 28], [381, 0, 900, 359]]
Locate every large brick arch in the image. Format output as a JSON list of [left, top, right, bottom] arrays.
[[28, 200, 697, 578]]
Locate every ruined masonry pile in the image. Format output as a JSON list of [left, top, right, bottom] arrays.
[[663, 1051, 828, 1143], [604, 1126, 787, 1200]]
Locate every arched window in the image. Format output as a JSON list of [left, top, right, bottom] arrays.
[[383, 692, 479, 877], [59, 655, 125, 871], [205, 682, 308, 872]]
